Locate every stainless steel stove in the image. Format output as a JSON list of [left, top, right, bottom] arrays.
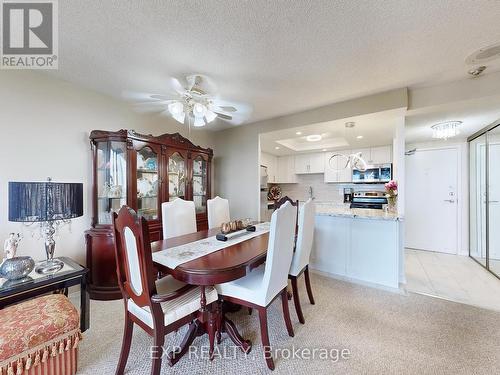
[[350, 191, 388, 209]]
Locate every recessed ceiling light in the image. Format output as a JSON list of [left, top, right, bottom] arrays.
[[295, 131, 302, 135], [275, 146, 280, 150], [322, 149, 327, 152], [356, 135, 363, 139], [306, 134, 322, 142]]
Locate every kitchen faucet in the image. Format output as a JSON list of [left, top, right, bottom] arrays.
[[308, 186, 315, 200]]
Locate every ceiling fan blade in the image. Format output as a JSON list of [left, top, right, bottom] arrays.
[[167, 77, 186, 95], [122, 91, 165, 103], [218, 106, 237, 112], [132, 100, 172, 113], [150, 94, 177, 101], [214, 112, 233, 121]]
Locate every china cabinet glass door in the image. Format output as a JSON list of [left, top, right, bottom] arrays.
[[192, 155, 208, 214], [168, 152, 187, 200], [136, 146, 159, 220], [96, 141, 127, 225]]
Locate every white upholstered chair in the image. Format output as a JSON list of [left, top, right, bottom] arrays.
[[112, 206, 218, 374], [216, 201, 297, 370], [288, 198, 316, 324], [161, 198, 197, 239], [207, 196, 230, 229]]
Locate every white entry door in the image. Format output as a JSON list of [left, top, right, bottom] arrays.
[[405, 148, 458, 254]]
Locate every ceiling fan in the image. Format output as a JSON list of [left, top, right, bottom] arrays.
[[124, 74, 251, 127]]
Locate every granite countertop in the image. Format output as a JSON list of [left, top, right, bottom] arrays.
[[313, 202, 402, 221]]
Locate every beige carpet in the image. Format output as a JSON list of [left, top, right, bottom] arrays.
[[76, 274, 500, 374]]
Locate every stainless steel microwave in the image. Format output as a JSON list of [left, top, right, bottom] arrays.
[[352, 164, 392, 184]]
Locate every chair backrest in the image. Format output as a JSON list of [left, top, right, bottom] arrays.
[[207, 196, 230, 229], [289, 199, 315, 276], [274, 196, 299, 233], [262, 201, 297, 304], [112, 206, 156, 308], [162, 198, 197, 239]]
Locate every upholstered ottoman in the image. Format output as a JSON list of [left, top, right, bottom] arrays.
[[0, 294, 81, 375]]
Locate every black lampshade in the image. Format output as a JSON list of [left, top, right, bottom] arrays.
[[9, 181, 84, 222]]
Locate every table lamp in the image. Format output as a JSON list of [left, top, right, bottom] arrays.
[[8, 178, 83, 274]]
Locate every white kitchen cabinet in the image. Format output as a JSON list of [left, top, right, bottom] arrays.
[[276, 155, 297, 183], [352, 146, 392, 165], [370, 146, 392, 164], [260, 152, 277, 183], [294, 152, 324, 174], [324, 150, 352, 183]]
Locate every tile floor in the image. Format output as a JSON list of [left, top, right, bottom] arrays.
[[405, 248, 500, 312]]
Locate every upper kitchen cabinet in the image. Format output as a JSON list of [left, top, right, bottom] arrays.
[[324, 150, 352, 183], [352, 146, 392, 165], [295, 152, 324, 174], [370, 146, 392, 164], [276, 155, 297, 183]]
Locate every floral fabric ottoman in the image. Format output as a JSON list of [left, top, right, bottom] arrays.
[[0, 294, 81, 375]]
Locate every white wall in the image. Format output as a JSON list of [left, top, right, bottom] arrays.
[[214, 88, 408, 219], [0, 71, 214, 265], [405, 140, 469, 256]]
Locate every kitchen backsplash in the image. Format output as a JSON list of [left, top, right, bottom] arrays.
[[274, 174, 386, 203]]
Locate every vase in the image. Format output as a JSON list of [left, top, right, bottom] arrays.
[[387, 196, 397, 213]]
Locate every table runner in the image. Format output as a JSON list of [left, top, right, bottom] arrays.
[[152, 222, 271, 269]]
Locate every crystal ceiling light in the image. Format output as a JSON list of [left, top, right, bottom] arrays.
[[431, 121, 462, 140]]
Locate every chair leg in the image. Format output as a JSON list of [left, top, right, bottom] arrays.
[[216, 300, 222, 344], [208, 307, 217, 361], [151, 328, 165, 375], [290, 276, 305, 324], [304, 266, 315, 305], [258, 308, 275, 371], [115, 313, 134, 375], [280, 289, 294, 337]]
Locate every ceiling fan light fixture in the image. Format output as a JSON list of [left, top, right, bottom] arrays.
[[168, 101, 184, 115], [306, 134, 322, 142], [205, 110, 217, 123], [431, 121, 462, 140], [172, 112, 185, 124], [193, 117, 206, 127], [193, 102, 207, 118]]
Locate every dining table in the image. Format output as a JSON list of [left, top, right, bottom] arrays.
[[151, 224, 270, 364]]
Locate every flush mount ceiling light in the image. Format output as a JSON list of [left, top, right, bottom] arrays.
[[431, 121, 462, 140], [295, 131, 302, 135], [356, 135, 363, 139], [466, 42, 500, 64], [306, 134, 322, 142], [275, 146, 280, 150]]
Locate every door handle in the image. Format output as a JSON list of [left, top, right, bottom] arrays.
[[443, 199, 455, 203]]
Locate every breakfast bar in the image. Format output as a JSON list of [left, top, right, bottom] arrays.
[[310, 204, 404, 290]]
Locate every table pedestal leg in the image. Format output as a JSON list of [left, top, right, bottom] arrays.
[[220, 301, 252, 353], [167, 320, 200, 367]]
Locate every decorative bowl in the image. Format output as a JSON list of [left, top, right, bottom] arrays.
[[0, 256, 35, 280]]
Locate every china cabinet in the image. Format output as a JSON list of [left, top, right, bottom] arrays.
[[85, 129, 213, 300]]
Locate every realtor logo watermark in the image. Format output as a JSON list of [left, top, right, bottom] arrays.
[[1, 0, 58, 69]]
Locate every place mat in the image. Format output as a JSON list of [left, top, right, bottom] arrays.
[[152, 222, 271, 269]]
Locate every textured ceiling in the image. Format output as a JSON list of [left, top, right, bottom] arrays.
[[47, 0, 500, 130]]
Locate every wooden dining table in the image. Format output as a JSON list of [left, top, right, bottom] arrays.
[[151, 226, 269, 363]]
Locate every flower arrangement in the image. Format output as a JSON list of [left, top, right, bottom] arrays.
[[384, 180, 398, 212], [384, 180, 398, 197]]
